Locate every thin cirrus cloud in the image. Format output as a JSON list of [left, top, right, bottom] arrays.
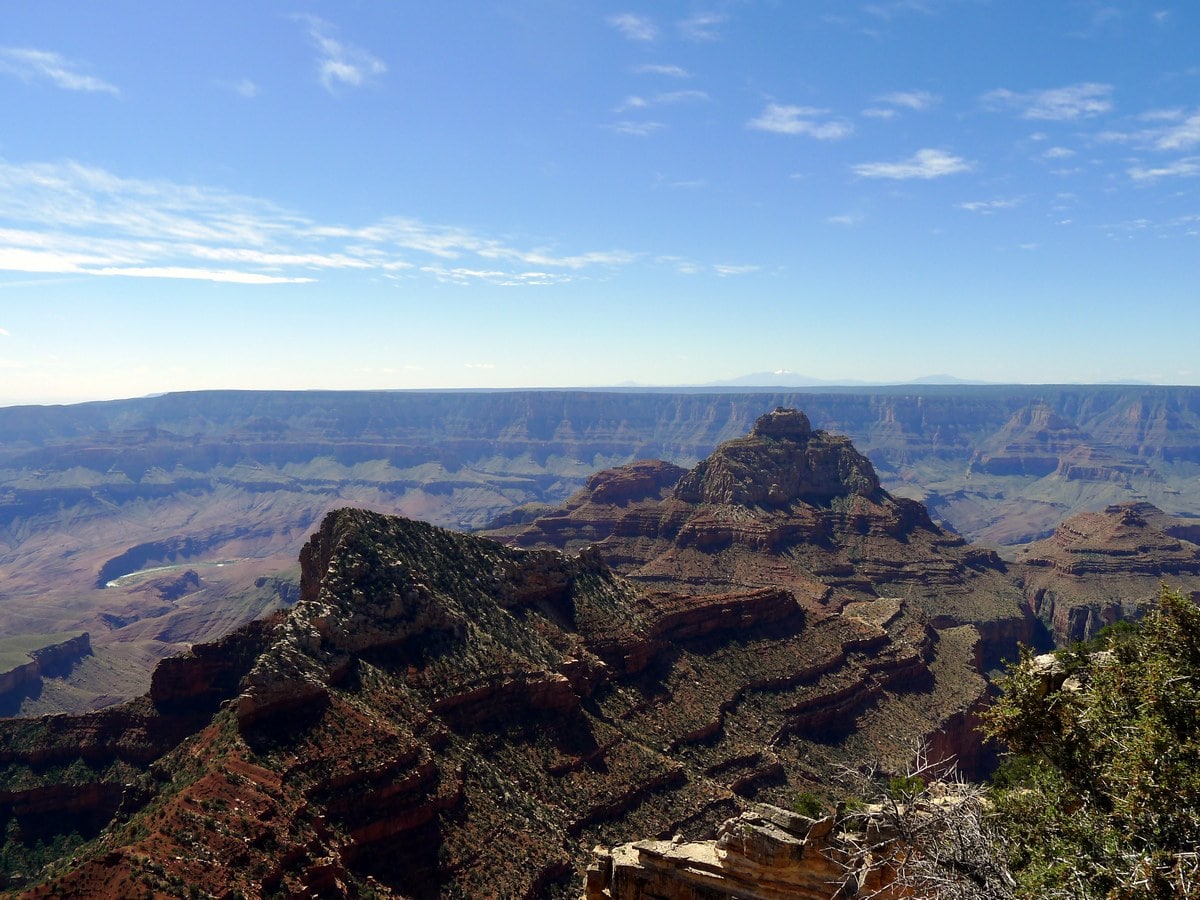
[[295, 14, 386, 92], [609, 12, 724, 43], [0, 47, 119, 95], [1153, 110, 1200, 151], [678, 13, 726, 41], [226, 78, 259, 99], [713, 264, 760, 277], [607, 13, 657, 42], [1095, 109, 1200, 152], [422, 266, 571, 287], [827, 213, 864, 226], [0, 159, 637, 286], [616, 90, 708, 112], [747, 103, 853, 140], [863, 89, 938, 118], [633, 64, 691, 78], [853, 148, 973, 179], [959, 198, 1022, 213], [982, 82, 1113, 120], [1128, 157, 1200, 182]]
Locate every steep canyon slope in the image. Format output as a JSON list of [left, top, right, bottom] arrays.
[[2, 415, 1022, 897], [491, 409, 1026, 656], [3, 386, 1200, 712]]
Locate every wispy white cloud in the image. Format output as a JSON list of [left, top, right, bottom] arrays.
[[295, 15, 386, 93], [423, 266, 570, 286], [827, 213, 864, 226], [0, 47, 118, 94], [608, 13, 657, 41], [747, 103, 853, 140], [679, 12, 726, 41], [1128, 157, 1200, 182], [863, 91, 936, 119], [1096, 109, 1200, 153], [875, 90, 938, 111], [713, 264, 759, 276], [983, 82, 1113, 120], [220, 77, 259, 99], [656, 255, 702, 275], [1156, 111, 1200, 150], [1043, 146, 1076, 159], [96, 266, 311, 284], [0, 327, 9, 337], [0, 159, 636, 286], [633, 64, 691, 78], [959, 198, 1022, 213], [616, 90, 707, 113], [853, 148, 972, 179]]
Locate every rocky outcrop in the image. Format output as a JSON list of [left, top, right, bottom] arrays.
[[10, 386, 1200, 715], [970, 402, 1096, 476], [674, 409, 880, 505], [1017, 502, 1200, 643], [586, 805, 892, 900], [0, 619, 277, 859], [16, 408, 1190, 896], [585, 801, 950, 900], [0, 633, 92, 703], [498, 408, 1028, 634], [12, 503, 996, 898], [1020, 502, 1200, 577], [149, 615, 282, 714], [0, 661, 40, 702], [1054, 445, 1156, 483], [495, 459, 687, 553]]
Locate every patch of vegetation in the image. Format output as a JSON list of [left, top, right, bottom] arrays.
[[984, 586, 1200, 897], [0, 825, 85, 890], [791, 790, 825, 819], [886, 773, 926, 799]]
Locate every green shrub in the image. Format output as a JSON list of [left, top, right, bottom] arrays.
[[791, 791, 825, 818], [984, 586, 1200, 898]]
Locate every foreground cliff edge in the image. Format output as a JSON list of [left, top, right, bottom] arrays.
[[0, 410, 1146, 896]]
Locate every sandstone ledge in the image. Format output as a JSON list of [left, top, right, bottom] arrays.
[[586, 803, 896, 900]]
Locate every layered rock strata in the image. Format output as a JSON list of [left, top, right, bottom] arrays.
[[9, 385, 1200, 715], [1017, 501, 1200, 643], [586, 804, 900, 900], [0, 633, 92, 706], [497, 408, 1031, 660], [12, 506, 990, 898], [0, 616, 277, 870]]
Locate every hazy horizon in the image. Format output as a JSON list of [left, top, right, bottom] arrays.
[[1, 375, 1186, 411], [2, 3, 1198, 405]]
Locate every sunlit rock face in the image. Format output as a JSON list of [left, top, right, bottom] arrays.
[[4, 500, 995, 898], [1017, 501, 1200, 643], [497, 408, 1029, 644]]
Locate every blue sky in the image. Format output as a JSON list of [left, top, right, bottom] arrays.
[[1, 1, 1198, 404]]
